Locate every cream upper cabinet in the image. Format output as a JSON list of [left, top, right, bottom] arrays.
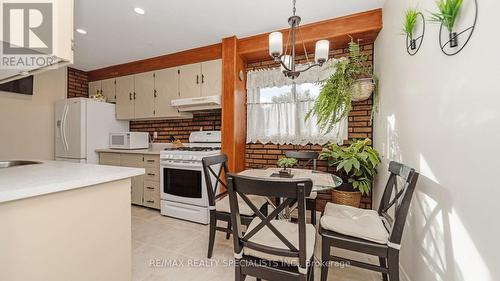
[[201, 59, 222, 97], [155, 67, 180, 117], [115, 75, 135, 120], [179, 63, 202, 98], [88, 81, 101, 97], [101, 78, 116, 103], [134, 71, 155, 119], [113, 59, 221, 120]]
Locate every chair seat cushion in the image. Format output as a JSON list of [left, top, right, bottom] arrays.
[[320, 202, 389, 244], [243, 218, 316, 266], [216, 195, 267, 216]]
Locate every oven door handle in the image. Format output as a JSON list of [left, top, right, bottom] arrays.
[[160, 161, 203, 170]]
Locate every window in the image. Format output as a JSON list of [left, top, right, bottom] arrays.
[[259, 83, 320, 103], [246, 63, 347, 146]]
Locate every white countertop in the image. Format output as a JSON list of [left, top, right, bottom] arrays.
[[95, 143, 172, 155], [95, 148, 162, 155], [0, 160, 145, 203]]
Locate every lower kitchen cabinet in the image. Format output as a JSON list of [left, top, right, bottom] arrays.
[[98, 152, 160, 210], [131, 175, 144, 205], [143, 180, 160, 209]]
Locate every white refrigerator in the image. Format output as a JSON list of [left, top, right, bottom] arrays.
[[55, 98, 128, 164]]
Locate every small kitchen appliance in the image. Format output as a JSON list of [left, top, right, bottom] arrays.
[[109, 132, 149, 149]]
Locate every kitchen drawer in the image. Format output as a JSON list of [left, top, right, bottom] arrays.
[[143, 182, 160, 209], [120, 154, 144, 168], [145, 166, 160, 181], [99, 153, 121, 166], [144, 180, 159, 193], [144, 155, 160, 167]]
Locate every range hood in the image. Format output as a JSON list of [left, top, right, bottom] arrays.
[[171, 95, 221, 111]]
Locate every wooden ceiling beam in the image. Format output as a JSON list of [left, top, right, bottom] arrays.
[[237, 9, 382, 63], [88, 43, 222, 81]]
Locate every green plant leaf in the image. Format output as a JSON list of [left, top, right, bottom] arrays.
[[429, 0, 463, 32], [306, 39, 378, 134], [321, 138, 380, 194], [402, 8, 419, 38]]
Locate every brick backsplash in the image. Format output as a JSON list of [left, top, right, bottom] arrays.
[[67, 67, 89, 98], [245, 44, 375, 210], [129, 110, 222, 143]]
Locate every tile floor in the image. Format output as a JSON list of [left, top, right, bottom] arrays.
[[132, 206, 382, 281]]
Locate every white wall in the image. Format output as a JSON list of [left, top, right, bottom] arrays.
[[0, 68, 67, 160], [374, 1, 500, 281]]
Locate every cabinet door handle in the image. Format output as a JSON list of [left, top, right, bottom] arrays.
[[202, 74, 205, 84], [196, 75, 199, 84], [146, 186, 154, 190], [147, 173, 156, 176], [147, 159, 155, 163], [154, 89, 157, 98], [146, 200, 155, 203], [129, 92, 132, 100]]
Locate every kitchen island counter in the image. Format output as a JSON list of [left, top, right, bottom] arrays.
[[0, 160, 144, 203], [0, 160, 143, 281]]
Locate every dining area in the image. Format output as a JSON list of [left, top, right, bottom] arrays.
[[200, 151, 420, 281]]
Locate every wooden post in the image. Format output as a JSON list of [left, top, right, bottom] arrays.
[[221, 36, 247, 172]]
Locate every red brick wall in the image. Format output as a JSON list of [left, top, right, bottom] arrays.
[[67, 67, 89, 98], [129, 110, 221, 142], [245, 44, 375, 210]]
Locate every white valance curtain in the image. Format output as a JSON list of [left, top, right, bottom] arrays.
[[246, 59, 348, 146]]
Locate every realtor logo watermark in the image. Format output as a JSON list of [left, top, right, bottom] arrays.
[[1, 2, 57, 69]]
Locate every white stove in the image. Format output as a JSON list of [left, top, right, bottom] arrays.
[[160, 131, 221, 224]]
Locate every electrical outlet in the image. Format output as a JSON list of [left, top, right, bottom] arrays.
[[153, 131, 158, 139]]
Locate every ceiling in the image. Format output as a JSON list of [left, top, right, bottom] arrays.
[[73, 0, 384, 71]]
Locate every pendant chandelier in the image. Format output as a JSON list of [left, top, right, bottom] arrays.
[[268, 0, 330, 79]]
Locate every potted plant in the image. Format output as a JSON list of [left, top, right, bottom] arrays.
[[277, 157, 298, 177], [403, 8, 419, 50], [430, 0, 463, 48], [320, 138, 381, 207], [306, 39, 378, 134]]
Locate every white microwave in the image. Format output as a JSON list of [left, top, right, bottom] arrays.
[[109, 132, 149, 149]]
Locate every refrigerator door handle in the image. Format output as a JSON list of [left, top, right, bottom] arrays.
[[62, 103, 69, 151]]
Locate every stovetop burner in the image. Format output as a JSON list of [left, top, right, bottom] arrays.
[[163, 147, 219, 152]]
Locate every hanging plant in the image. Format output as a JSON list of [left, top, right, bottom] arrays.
[[430, 0, 463, 47], [402, 8, 419, 50], [306, 39, 378, 134]]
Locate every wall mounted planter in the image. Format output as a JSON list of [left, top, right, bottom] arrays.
[[405, 12, 426, 56], [438, 0, 478, 56]]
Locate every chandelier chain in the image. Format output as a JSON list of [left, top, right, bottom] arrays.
[[298, 25, 310, 65], [292, 0, 296, 16]]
